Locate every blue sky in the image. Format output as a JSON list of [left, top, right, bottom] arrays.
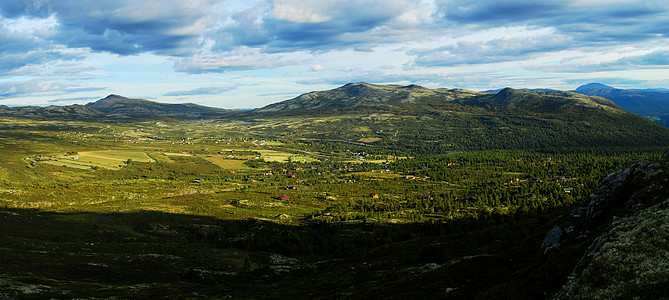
[[1, 0, 668, 108]]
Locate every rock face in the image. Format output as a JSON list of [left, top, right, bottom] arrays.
[[585, 162, 639, 224], [583, 158, 668, 231], [556, 153, 669, 299], [541, 225, 563, 253], [558, 199, 669, 299]]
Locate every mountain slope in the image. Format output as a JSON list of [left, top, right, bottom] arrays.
[[0, 104, 104, 120], [1, 84, 668, 150], [253, 82, 622, 116], [462, 87, 621, 112], [252, 82, 467, 114], [0, 95, 239, 121], [85, 94, 233, 119], [573, 83, 669, 126], [244, 82, 669, 151]]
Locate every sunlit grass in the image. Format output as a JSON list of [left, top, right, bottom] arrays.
[[200, 155, 254, 169]]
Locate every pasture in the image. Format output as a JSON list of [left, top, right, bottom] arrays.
[[43, 150, 154, 170], [256, 150, 319, 163], [200, 155, 254, 169]]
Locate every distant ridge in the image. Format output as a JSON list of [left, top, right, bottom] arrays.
[[572, 83, 669, 126], [0, 104, 104, 120], [252, 82, 621, 116], [251, 82, 457, 114], [481, 88, 556, 93], [575, 83, 613, 90], [0, 83, 668, 149], [245, 82, 669, 150], [0, 94, 238, 121], [85, 94, 233, 119]]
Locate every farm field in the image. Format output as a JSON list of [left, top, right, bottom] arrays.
[[256, 149, 319, 162], [200, 154, 254, 169]]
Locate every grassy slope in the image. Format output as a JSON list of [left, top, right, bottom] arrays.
[[0, 206, 589, 299]]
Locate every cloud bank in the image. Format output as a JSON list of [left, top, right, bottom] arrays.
[[1, 0, 668, 106]]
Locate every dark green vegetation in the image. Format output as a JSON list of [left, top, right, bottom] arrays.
[[1, 83, 669, 298], [242, 83, 669, 153], [0, 94, 238, 121], [87, 94, 238, 119], [574, 83, 669, 126]]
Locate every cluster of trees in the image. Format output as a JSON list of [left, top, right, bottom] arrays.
[[306, 147, 666, 224]]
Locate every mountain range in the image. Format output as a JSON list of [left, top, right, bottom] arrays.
[[481, 82, 669, 126], [1, 82, 663, 121], [246, 82, 669, 150], [253, 82, 621, 116], [573, 83, 669, 126], [1, 82, 668, 150]]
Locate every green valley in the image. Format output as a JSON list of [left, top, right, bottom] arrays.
[[1, 83, 669, 299]]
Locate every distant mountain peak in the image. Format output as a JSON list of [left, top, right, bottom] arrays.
[[576, 83, 614, 90], [496, 87, 517, 94], [344, 82, 373, 87], [400, 84, 428, 91], [84, 95, 232, 119], [99, 94, 132, 101]]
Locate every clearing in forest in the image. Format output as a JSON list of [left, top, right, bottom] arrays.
[[44, 150, 154, 170]]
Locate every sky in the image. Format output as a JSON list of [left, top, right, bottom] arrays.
[[1, 0, 668, 108]]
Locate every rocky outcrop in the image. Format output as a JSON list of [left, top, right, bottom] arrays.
[[541, 225, 563, 253], [583, 158, 669, 232], [556, 153, 669, 299], [558, 199, 669, 299], [585, 161, 640, 224]]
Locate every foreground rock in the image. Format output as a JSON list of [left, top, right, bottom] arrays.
[[541, 225, 563, 253], [556, 153, 669, 299], [558, 199, 669, 299]]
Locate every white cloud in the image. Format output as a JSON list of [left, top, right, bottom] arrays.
[[3, 13, 57, 35], [1, 0, 669, 106], [271, 2, 332, 23], [173, 47, 292, 73], [393, 0, 437, 26]]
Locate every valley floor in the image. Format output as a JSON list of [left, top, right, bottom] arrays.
[[0, 118, 667, 299]]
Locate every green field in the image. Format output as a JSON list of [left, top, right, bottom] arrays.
[[256, 149, 320, 162], [42, 150, 154, 170], [200, 155, 254, 169]]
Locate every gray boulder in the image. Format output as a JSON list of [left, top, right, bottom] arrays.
[[586, 161, 644, 222], [541, 225, 563, 253]]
